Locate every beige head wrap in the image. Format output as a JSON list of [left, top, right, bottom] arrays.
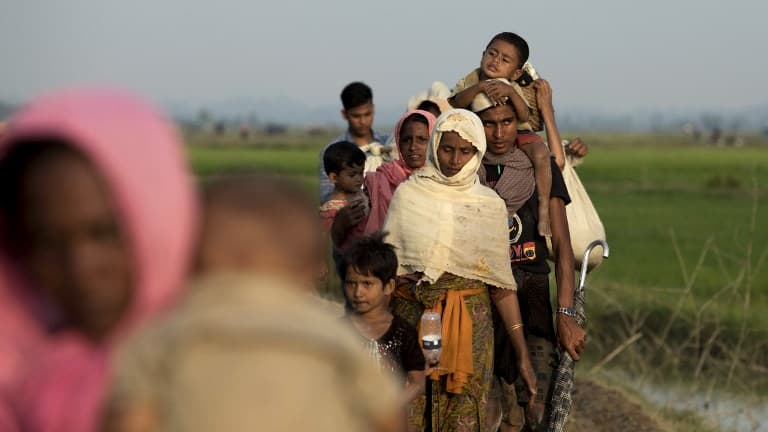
[[406, 81, 452, 115], [383, 109, 517, 290]]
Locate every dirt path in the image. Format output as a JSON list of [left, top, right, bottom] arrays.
[[568, 379, 668, 432]]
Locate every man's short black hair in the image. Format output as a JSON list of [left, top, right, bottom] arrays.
[[486, 32, 529, 68], [323, 141, 366, 175], [340, 232, 398, 284], [340, 82, 373, 110]]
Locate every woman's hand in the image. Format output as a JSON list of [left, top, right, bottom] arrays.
[[518, 355, 542, 426]]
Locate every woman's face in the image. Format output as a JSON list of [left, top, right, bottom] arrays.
[[436, 132, 477, 177], [16, 150, 133, 341], [398, 117, 430, 170]]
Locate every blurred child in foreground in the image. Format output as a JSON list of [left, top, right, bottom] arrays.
[[104, 176, 403, 432]]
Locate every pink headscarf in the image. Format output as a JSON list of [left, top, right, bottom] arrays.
[[363, 110, 436, 235], [0, 88, 197, 432]]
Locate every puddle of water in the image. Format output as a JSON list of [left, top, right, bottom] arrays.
[[636, 381, 767, 432], [602, 370, 767, 431]]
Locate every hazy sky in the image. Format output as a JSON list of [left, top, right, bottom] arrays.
[[1, 0, 766, 113]]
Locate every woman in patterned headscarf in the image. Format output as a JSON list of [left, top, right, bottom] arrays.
[[363, 109, 436, 235], [384, 108, 536, 431]]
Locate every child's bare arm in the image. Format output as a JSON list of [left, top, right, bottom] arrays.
[[505, 86, 530, 123], [479, 81, 530, 123], [401, 370, 427, 405], [520, 141, 552, 237], [536, 79, 565, 170], [330, 202, 366, 246], [449, 82, 486, 108]]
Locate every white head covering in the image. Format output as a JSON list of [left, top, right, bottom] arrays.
[[469, 78, 513, 113], [417, 109, 486, 189], [406, 81, 451, 112], [383, 109, 517, 290]]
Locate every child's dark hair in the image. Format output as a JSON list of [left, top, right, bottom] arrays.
[[416, 100, 441, 116], [340, 232, 398, 284], [486, 32, 535, 87], [323, 141, 366, 175], [486, 32, 529, 67], [340, 82, 373, 110]]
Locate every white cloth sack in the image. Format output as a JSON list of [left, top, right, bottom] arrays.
[[559, 150, 606, 272], [359, 141, 391, 174]]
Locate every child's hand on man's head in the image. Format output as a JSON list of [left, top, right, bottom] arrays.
[[480, 80, 514, 105]]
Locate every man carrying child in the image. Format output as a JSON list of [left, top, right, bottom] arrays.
[[471, 93, 586, 431], [449, 32, 563, 238]]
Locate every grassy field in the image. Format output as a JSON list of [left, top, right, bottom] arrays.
[[574, 136, 768, 323], [186, 131, 768, 398], [568, 134, 768, 397]]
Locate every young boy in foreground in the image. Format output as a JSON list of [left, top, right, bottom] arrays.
[[104, 176, 403, 432], [341, 234, 427, 407]]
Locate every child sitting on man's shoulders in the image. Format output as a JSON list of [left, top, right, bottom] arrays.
[[449, 32, 563, 237]]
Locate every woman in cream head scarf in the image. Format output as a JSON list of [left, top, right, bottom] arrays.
[[384, 108, 536, 431]]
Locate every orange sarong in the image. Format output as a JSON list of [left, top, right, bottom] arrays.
[[396, 284, 485, 394]]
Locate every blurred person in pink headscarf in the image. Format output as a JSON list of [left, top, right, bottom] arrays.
[[0, 88, 197, 432]]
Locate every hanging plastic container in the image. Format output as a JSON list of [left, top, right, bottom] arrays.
[[421, 311, 442, 364]]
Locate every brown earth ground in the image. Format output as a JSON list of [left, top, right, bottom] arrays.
[[568, 379, 669, 432]]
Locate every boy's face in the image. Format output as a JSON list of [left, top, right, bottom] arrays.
[[344, 266, 394, 315], [480, 39, 523, 81], [341, 101, 374, 138], [329, 163, 364, 193], [398, 119, 430, 170], [436, 132, 477, 177], [479, 104, 518, 155], [15, 151, 133, 341]]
